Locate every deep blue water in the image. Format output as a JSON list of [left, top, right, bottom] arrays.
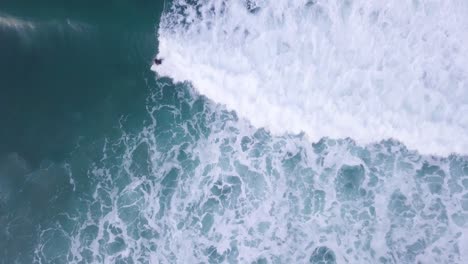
[[1, 1, 468, 263], [1, 1, 163, 262]]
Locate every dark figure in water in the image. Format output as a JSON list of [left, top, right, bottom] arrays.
[[154, 58, 163, 65]]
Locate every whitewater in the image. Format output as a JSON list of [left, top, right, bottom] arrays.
[[4, 1, 466, 263], [153, 0, 468, 155]]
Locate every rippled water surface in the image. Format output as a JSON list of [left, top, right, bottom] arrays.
[[1, 1, 467, 263]]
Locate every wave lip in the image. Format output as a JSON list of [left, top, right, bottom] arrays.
[[153, 0, 468, 156], [0, 12, 91, 34], [0, 13, 36, 30]]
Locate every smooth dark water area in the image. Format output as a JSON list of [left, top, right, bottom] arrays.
[[0, 0, 164, 166], [0, 1, 164, 262]]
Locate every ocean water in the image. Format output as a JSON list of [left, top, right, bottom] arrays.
[[1, 1, 467, 263]]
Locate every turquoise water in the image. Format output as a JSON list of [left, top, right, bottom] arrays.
[[1, 1, 468, 263]]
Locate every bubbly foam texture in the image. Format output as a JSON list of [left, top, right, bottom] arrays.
[[153, 0, 468, 155], [36, 83, 467, 263]]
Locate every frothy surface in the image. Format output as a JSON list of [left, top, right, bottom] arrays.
[[154, 0, 468, 155], [34, 83, 468, 263]]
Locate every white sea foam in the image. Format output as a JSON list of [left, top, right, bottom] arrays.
[[153, 0, 468, 155], [56, 83, 468, 263]]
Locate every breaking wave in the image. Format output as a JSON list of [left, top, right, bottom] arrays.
[[153, 0, 468, 155]]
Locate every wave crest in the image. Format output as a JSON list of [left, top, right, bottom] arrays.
[[154, 0, 468, 155]]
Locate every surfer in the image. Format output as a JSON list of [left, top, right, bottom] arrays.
[[154, 58, 163, 65]]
